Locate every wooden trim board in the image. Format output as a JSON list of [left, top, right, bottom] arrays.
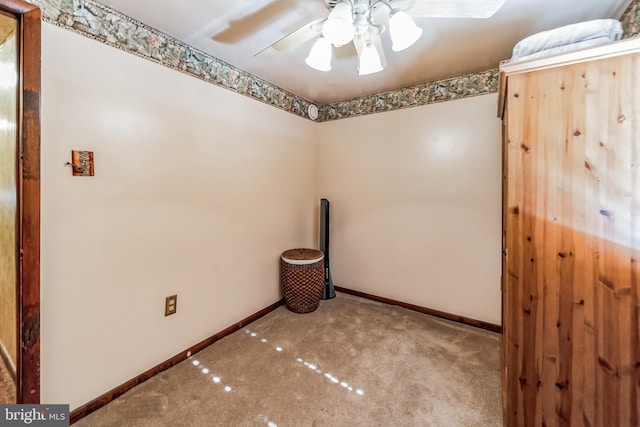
[[498, 36, 640, 117], [499, 36, 640, 76], [70, 299, 285, 424], [0, 0, 42, 404], [335, 287, 502, 334], [17, 2, 41, 404]]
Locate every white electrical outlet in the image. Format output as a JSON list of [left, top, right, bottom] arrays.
[[165, 295, 177, 316]]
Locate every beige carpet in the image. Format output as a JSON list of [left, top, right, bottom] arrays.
[[76, 293, 501, 426]]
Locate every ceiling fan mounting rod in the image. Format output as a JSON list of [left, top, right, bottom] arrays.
[[331, 0, 386, 37], [335, 0, 396, 14], [353, 0, 372, 35]]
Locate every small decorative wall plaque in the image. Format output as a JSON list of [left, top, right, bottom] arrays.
[[70, 150, 94, 176]]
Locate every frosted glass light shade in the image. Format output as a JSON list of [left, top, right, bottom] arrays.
[[389, 9, 423, 51], [322, 1, 354, 46], [305, 37, 332, 71], [358, 44, 383, 75]]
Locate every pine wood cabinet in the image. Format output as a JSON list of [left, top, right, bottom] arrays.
[[499, 38, 640, 426]]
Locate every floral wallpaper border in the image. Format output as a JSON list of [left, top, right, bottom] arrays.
[[28, 0, 640, 122], [621, 0, 640, 39], [320, 68, 499, 121], [28, 0, 314, 119]]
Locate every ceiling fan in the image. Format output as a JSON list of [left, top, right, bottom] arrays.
[[255, 0, 507, 75]]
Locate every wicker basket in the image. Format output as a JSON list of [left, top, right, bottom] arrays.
[[280, 248, 325, 314]]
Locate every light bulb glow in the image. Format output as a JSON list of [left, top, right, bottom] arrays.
[[389, 9, 423, 52], [305, 37, 332, 71], [322, 1, 354, 46], [358, 43, 383, 75]]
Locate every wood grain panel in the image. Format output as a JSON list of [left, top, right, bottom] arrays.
[[16, 2, 40, 405], [0, 12, 17, 374], [501, 48, 640, 426]]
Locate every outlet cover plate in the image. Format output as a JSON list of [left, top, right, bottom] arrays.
[[165, 295, 177, 316]]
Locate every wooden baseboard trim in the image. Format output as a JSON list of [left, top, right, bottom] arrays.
[[335, 286, 502, 334], [70, 299, 285, 424]]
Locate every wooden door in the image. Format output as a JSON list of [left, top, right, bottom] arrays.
[[502, 51, 640, 426]]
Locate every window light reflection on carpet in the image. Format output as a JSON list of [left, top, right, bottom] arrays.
[[245, 329, 365, 397], [188, 358, 232, 393]]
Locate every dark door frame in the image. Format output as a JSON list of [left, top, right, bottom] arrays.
[[0, 0, 40, 404]]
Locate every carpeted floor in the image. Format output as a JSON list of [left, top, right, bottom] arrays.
[[76, 293, 502, 426], [0, 351, 15, 404]]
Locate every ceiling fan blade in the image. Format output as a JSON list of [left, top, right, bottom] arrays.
[[407, 0, 507, 18], [255, 18, 325, 58], [212, 0, 298, 44]]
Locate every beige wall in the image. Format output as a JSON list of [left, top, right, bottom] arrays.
[[317, 96, 503, 324], [41, 20, 504, 410], [40, 24, 318, 409], [0, 25, 17, 367]]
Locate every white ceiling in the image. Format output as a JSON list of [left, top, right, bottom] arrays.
[[94, 0, 631, 104]]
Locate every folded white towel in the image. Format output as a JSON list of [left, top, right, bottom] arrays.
[[512, 36, 614, 62], [512, 19, 623, 60]]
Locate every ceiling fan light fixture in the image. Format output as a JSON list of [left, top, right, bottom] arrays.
[[322, 1, 355, 46], [389, 9, 423, 52], [358, 42, 383, 75], [305, 37, 333, 71]]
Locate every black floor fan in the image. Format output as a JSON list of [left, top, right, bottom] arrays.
[[320, 198, 336, 299]]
